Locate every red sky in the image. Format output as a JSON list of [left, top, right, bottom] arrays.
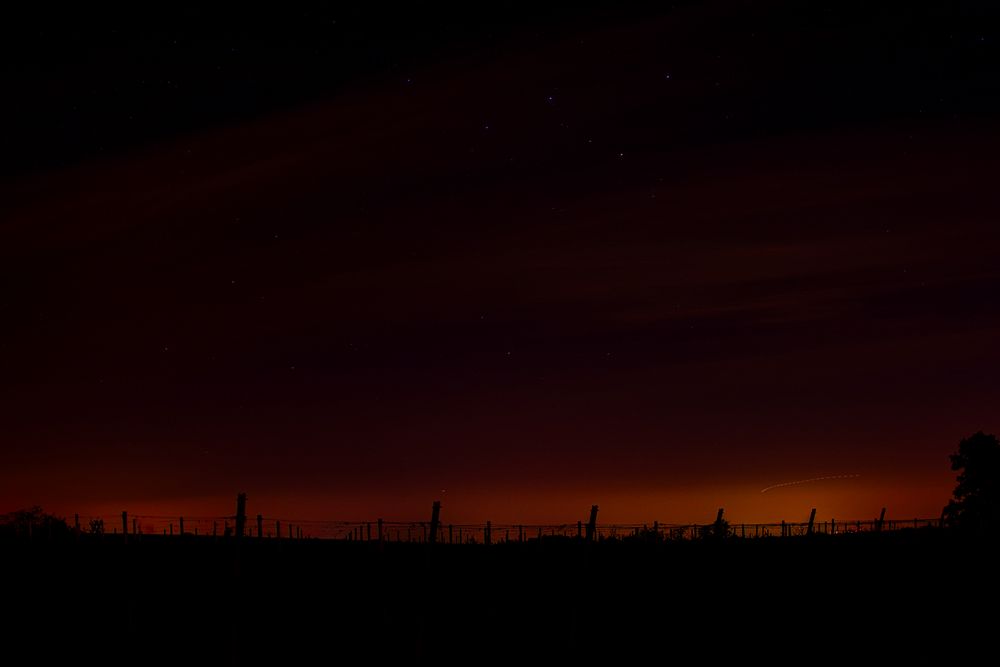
[[3, 2, 998, 525]]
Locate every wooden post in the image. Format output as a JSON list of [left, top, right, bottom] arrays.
[[577, 521, 582, 539], [518, 525, 524, 542], [586, 505, 599, 543], [806, 509, 816, 536], [713, 508, 725, 538], [257, 514, 263, 539], [448, 524, 453, 544], [741, 524, 745, 538], [122, 511, 128, 543], [132, 518, 137, 535], [235, 493, 247, 539], [179, 516, 185, 536], [485, 520, 492, 545], [780, 520, 786, 537], [876, 508, 886, 532], [288, 524, 293, 540], [428, 501, 441, 544], [377, 518, 384, 543], [275, 520, 280, 540], [653, 521, 659, 540], [367, 523, 372, 542], [213, 521, 218, 538], [831, 518, 836, 534]]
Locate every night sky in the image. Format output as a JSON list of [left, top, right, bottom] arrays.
[[4, 2, 1000, 524]]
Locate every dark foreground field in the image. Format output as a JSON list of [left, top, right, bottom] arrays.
[[5, 531, 997, 663]]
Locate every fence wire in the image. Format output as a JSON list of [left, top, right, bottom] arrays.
[[61, 514, 942, 542]]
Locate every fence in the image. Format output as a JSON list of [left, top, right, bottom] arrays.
[[58, 507, 943, 543]]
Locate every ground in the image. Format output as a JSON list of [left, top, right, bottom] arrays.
[[5, 531, 996, 663]]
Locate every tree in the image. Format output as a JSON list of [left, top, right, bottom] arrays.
[[0, 506, 71, 538], [943, 431, 1000, 533]]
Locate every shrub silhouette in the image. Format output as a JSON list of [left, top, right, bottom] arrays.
[[699, 515, 730, 540], [0, 506, 71, 538], [943, 431, 1000, 534]]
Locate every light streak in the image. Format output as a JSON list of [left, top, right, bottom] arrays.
[[760, 474, 861, 494]]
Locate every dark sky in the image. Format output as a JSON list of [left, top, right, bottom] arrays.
[[3, 1, 1000, 523]]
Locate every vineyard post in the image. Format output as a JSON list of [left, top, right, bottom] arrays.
[[235, 493, 247, 539], [586, 505, 599, 543], [428, 501, 441, 545]]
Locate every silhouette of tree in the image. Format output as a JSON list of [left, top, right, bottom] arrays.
[[944, 431, 1000, 533], [0, 506, 71, 538]]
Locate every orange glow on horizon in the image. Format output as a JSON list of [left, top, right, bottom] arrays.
[[34, 472, 953, 529]]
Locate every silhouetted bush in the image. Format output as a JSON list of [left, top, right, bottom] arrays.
[[700, 517, 730, 540], [943, 431, 1000, 534], [0, 506, 71, 539]]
